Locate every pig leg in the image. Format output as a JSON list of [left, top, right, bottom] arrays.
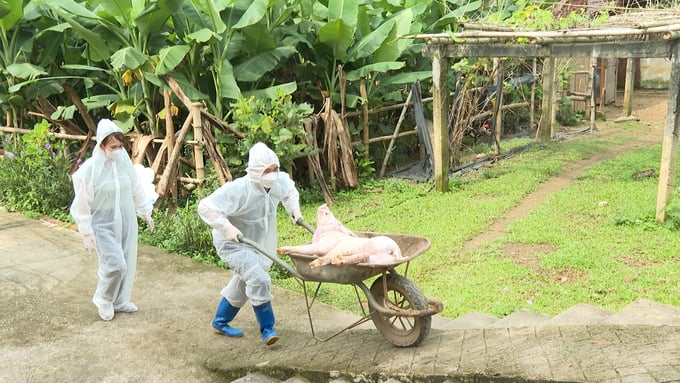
[[330, 252, 371, 265], [278, 242, 328, 256], [309, 254, 337, 268], [278, 235, 344, 256]]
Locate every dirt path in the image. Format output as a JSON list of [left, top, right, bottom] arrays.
[[461, 89, 669, 255]]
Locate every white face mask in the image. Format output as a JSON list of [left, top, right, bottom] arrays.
[[260, 172, 278, 188], [104, 149, 124, 161]]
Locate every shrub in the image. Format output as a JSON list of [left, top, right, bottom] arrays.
[[0, 120, 74, 220]]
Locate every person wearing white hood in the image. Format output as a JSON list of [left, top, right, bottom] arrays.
[[70, 119, 155, 321], [198, 142, 303, 346]]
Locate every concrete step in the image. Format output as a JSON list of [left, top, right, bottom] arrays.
[[447, 300, 680, 329], [542, 303, 614, 326], [490, 308, 552, 328], [434, 311, 499, 330], [601, 299, 680, 326]]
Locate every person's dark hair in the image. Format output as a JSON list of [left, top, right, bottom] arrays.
[[101, 132, 125, 147]]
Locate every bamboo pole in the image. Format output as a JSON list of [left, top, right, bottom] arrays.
[[412, 24, 680, 45], [0, 126, 93, 140], [161, 89, 177, 202], [200, 126, 229, 185], [379, 88, 413, 178], [360, 79, 369, 158], [351, 130, 417, 146], [469, 102, 531, 123], [304, 118, 335, 206], [156, 114, 193, 198], [344, 92, 442, 118], [663, 31, 680, 40], [458, 22, 514, 32], [191, 102, 205, 195]]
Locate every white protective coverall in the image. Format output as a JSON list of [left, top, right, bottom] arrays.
[[70, 119, 154, 313], [198, 142, 301, 307]]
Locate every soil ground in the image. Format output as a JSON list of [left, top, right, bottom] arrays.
[[462, 88, 669, 261]]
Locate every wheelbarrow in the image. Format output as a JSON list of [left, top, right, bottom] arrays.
[[238, 220, 443, 348]]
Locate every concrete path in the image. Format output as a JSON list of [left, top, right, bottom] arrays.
[[2, 209, 680, 383]]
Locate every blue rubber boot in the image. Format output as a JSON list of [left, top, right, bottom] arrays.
[[212, 298, 243, 337], [253, 302, 279, 345]]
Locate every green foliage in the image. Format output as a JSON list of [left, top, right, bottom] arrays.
[[556, 97, 584, 126], [139, 198, 222, 266], [0, 121, 73, 219], [227, 91, 314, 172], [500, 0, 606, 31]]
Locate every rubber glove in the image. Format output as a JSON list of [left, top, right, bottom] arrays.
[[83, 234, 96, 253], [290, 209, 304, 225], [144, 214, 154, 231], [3, 150, 15, 160], [225, 223, 242, 242]]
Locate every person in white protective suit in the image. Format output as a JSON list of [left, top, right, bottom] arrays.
[[0, 147, 15, 160], [70, 119, 155, 321], [198, 142, 303, 346]]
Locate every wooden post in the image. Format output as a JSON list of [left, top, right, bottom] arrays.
[[656, 42, 680, 223], [492, 58, 504, 154], [589, 57, 597, 131], [431, 47, 450, 192], [163, 90, 178, 202], [623, 58, 636, 117], [539, 57, 555, 142], [530, 59, 537, 133], [550, 59, 558, 138], [360, 79, 369, 158], [380, 88, 413, 178], [191, 102, 205, 195], [157, 116, 193, 198]]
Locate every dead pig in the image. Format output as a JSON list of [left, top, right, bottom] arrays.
[[277, 204, 403, 267]]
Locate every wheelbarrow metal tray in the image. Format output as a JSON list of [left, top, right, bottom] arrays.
[[285, 232, 431, 284]]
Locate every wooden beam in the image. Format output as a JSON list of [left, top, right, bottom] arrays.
[[424, 40, 673, 59], [431, 47, 450, 192], [656, 42, 680, 223], [426, 44, 547, 58]]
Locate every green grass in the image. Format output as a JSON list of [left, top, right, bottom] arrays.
[[275, 121, 680, 318]]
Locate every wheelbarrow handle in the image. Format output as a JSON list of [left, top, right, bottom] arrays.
[[237, 234, 304, 280], [295, 218, 315, 235]]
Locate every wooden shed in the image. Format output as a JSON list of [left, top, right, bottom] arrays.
[[415, 9, 680, 223]]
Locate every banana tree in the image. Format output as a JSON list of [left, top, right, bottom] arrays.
[[0, 0, 45, 128], [170, 0, 302, 120], [285, 0, 434, 112], [44, 0, 181, 134]]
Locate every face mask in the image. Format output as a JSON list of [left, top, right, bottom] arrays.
[[104, 149, 123, 161], [261, 172, 278, 188]]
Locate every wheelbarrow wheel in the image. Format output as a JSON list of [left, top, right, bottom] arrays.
[[369, 273, 431, 347]]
